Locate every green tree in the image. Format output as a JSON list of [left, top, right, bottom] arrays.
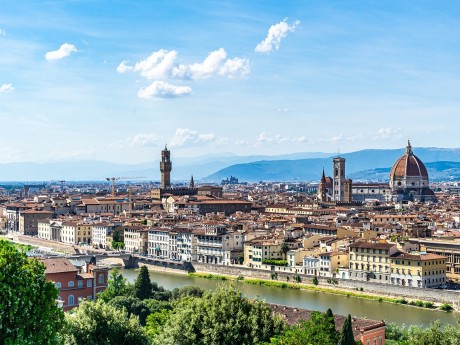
[[63, 300, 149, 345], [268, 310, 339, 345], [338, 314, 356, 345], [111, 227, 125, 250], [98, 268, 129, 302], [0, 240, 64, 344], [313, 276, 319, 285], [108, 296, 151, 325], [154, 284, 285, 345], [280, 241, 290, 256], [135, 265, 153, 300], [145, 309, 173, 338]]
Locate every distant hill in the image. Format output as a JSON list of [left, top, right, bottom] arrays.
[[350, 161, 460, 182], [0, 152, 332, 182], [204, 147, 460, 182], [1, 147, 460, 182]]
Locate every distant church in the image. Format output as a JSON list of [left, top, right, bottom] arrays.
[[318, 141, 436, 204], [151, 146, 223, 200]]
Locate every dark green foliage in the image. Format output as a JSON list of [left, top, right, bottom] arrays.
[[268, 310, 339, 345], [108, 296, 151, 325], [171, 285, 204, 299], [263, 259, 288, 266], [0, 240, 64, 344], [440, 303, 453, 311], [338, 314, 356, 345], [280, 241, 290, 256], [144, 299, 173, 314], [135, 266, 153, 300], [313, 276, 319, 285], [153, 284, 285, 345], [63, 300, 149, 345]]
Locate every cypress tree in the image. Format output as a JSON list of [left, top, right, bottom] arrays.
[[134, 265, 153, 300], [338, 314, 356, 345]]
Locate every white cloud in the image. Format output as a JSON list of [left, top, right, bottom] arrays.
[[373, 127, 402, 140], [173, 48, 249, 79], [0, 29, 6, 36], [0, 83, 14, 93], [169, 128, 218, 147], [134, 49, 178, 79], [128, 133, 160, 147], [137, 80, 192, 99], [255, 18, 300, 53], [116, 60, 134, 73], [45, 43, 77, 62]]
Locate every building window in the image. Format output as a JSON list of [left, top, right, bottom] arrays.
[[68, 281, 75, 288], [98, 274, 104, 284], [68, 295, 75, 306], [78, 280, 83, 288], [55, 282, 62, 288]]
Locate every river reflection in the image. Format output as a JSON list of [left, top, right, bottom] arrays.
[[117, 268, 457, 327]]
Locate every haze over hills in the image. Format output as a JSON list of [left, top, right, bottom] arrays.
[[203, 147, 460, 182], [0, 152, 332, 182], [1, 147, 459, 182]]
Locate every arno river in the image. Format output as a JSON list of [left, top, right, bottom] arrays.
[[118, 268, 458, 327]]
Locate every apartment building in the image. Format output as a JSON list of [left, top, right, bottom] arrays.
[[148, 227, 171, 258], [40, 257, 109, 311], [18, 209, 53, 236], [92, 222, 115, 249], [348, 241, 397, 284], [244, 238, 284, 268], [389, 251, 447, 288], [124, 226, 149, 254]]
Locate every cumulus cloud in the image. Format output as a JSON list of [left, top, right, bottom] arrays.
[[0, 29, 6, 36], [169, 128, 219, 147], [373, 127, 402, 140], [128, 133, 160, 147], [173, 48, 249, 79], [137, 80, 192, 99], [117, 60, 134, 73], [45, 43, 77, 61], [0, 83, 14, 93], [255, 18, 300, 53], [134, 49, 178, 79]]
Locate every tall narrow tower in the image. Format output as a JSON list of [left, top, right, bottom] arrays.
[[160, 145, 172, 189], [332, 156, 346, 201]]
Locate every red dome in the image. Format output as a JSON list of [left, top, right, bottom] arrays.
[[390, 141, 428, 179]]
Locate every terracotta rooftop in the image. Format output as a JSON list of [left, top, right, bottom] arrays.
[[269, 304, 385, 341], [39, 257, 78, 274]]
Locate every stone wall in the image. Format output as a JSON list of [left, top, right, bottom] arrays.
[[192, 262, 460, 305]]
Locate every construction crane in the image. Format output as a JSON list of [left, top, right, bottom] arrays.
[[106, 177, 146, 197]]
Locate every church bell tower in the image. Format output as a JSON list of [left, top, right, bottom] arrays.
[[160, 145, 172, 189]]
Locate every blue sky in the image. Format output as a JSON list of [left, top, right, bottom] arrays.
[[1, 0, 459, 164]]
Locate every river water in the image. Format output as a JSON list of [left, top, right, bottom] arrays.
[[118, 268, 458, 327]]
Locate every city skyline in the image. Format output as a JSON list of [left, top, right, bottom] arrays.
[[1, 1, 460, 164]]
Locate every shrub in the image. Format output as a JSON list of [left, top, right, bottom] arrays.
[[263, 259, 288, 266], [395, 298, 408, 304], [359, 287, 364, 291], [237, 275, 244, 281], [423, 302, 434, 308], [313, 277, 319, 285], [439, 303, 453, 311]]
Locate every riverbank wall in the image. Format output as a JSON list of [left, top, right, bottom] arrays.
[[192, 262, 460, 306]]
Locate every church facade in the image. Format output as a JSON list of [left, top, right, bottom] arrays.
[[318, 141, 436, 204]]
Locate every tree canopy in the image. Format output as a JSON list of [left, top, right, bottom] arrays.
[[63, 300, 149, 345], [0, 240, 64, 344], [135, 266, 153, 300], [338, 314, 356, 345], [98, 268, 128, 302], [153, 284, 285, 345], [268, 309, 339, 345]]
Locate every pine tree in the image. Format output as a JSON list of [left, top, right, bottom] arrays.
[[134, 265, 153, 300], [338, 314, 356, 345]]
